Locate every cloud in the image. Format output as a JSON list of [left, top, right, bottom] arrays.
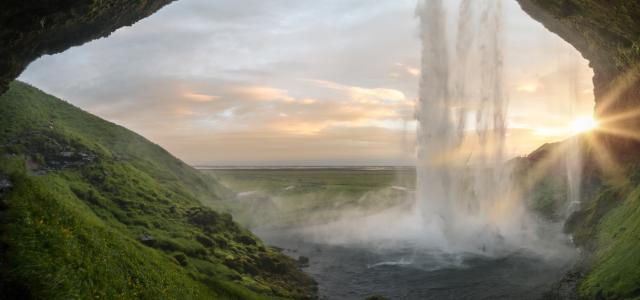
[[394, 63, 421, 77], [184, 92, 218, 103], [307, 79, 408, 104], [18, 0, 595, 165], [230, 86, 293, 102]]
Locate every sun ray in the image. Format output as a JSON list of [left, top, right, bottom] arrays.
[[584, 133, 627, 182], [519, 140, 572, 191], [596, 107, 640, 126], [594, 126, 640, 143], [594, 66, 640, 118]]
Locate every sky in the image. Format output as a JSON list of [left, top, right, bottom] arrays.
[[19, 0, 594, 166]]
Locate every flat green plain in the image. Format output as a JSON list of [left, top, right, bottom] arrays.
[[203, 168, 415, 229]]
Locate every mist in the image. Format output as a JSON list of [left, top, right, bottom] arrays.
[[263, 0, 574, 263]]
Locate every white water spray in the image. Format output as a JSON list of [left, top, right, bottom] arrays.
[[565, 53, 584, 216], [416, 0, 541, 254], [288, 0, 576, 261]]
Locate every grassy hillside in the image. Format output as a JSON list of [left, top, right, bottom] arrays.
[[577, 184, 640, 298], [563, 168, 640, 299], [517, 135, 640, 299], [0, 81, 316, 299], [512, 2, 640, 296]]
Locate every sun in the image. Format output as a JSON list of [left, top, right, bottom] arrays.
[[570, 115, 598, 134]]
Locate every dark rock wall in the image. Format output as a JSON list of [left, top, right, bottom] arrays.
[[0, 0, 176, 94], [517, 0, 640, 148]]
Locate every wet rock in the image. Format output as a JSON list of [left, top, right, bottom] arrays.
[[0, 176, 12, 191], [243, 263, 259, 276], [228, 273, 242, 281], [60, 151, 74, 158], [78, 152, 96, 162], [297, 256, 309, 267], [541, 270, 584, 300], [238, 235, 257, 245], [195, 235, 215, 248], [137, 233, 155, 246], [0, 176, 12, 207], [366, 296, 389, 300], [187, 207, 224, 230], [0, 178, 12, 192], [224, 258, 242, 271], [258, 255, 276, 271], [258, 255, 288, 274], [213, 236, 228, 249]]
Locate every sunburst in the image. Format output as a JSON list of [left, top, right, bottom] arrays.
[[570, 116, 598, 134]]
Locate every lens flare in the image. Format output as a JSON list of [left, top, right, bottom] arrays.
[[570, 116, 598, 134]]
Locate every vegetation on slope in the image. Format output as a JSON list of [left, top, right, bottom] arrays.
[[518, 135, 640, 299], [565, 170, 640, 299], [511, 3, 640, 296], [0, 81, 316, 299], [512, 143, 570, 222]]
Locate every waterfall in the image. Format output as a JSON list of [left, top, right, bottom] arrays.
[[416, 0, 538, 254], [565, 53, 583, 216]]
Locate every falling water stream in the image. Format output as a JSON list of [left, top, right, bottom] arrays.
[[416, 0, 540, 254], [565, 52, 584, 217], [255, 1, 580, 298]]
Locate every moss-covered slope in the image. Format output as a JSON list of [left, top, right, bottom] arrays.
[[566, 179, 640, 298], [517, 133, 640, 299], [512, 2, 640, 298], [0, 81, 316, 299]]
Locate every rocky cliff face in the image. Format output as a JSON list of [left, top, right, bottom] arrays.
[[517, 0, 640, 148], [517, 2, 640, 298], [0, 0, 176, 94]]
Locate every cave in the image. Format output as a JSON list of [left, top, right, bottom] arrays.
[[1, 1, 639, 299]]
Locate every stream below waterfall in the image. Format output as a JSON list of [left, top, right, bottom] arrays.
[[257, 229, 574, 300]]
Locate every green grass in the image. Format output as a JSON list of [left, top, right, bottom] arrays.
[[577, 178, 640, 299], [0, 81, 315, 299], [1, 172, 217, 299], [204, 168, 415, 228], [521, 139, 640, 299], [510, 138, 640, 298]]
